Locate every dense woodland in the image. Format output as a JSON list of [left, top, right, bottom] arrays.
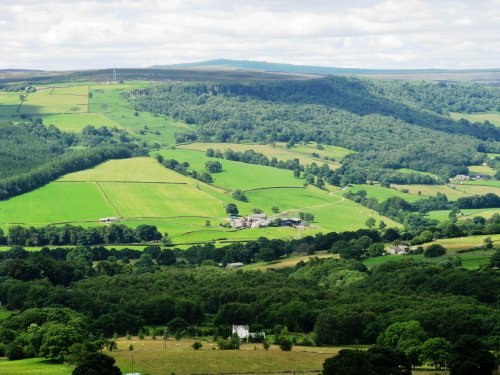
[[131, 77, 500, 183], [0, 121, 143, 200], [0, 242, 498, 370]]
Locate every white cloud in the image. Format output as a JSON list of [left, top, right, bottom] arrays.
[[0, 0, 498, 69]]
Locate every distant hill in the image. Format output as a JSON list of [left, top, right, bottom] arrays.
[[0, 69, 45, 73], [150, 59, 500, 76]]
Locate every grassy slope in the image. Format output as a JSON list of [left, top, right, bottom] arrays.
[[156, 148, 304, 191]]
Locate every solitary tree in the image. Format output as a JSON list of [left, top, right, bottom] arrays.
[[424, 244, 446, 258], [226, 203, 239, 216], [365, 217, 376, 228]]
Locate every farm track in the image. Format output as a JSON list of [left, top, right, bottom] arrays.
[[95, 182, 123, 218]]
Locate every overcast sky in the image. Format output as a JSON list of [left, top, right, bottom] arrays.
[[1, 0, 499, 70]]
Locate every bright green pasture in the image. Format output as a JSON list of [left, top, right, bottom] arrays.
[[0, 182, 114, 225], [303, 199, 401, 232], [179, 142, 341, 168], [157, 149, 304, 191], [245, 187, 340, 213], [451, 111, 500, 127], [428, 208, 500, 221], [468, 165, 495, 177], [40, 112, 123, 132], [50, 85, 88, 96], [102, 182, 224, 218], [60, 157, 191, 183], [90, 85, 192, 144], [0, 358, 73, 375], [348, 184, 423, 202]]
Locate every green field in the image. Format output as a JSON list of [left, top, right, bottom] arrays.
[[0, 154, 401, 244], [0, 182, 115, 226], [462, 179, 500, 188], [0, 81, 193, 141], [0, 358, 72, 375], [179, 142, 343, 168], [90, 83, 192, 143], [157, 148, 305, 191], [468, 165, 496, 177], [60, 157, 191, 183], [428, 207, 500, 221], [451, 111, 500, 127], [390, 183, 500, 200], [348, 184, 424, 202]]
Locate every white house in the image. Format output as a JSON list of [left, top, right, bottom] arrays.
[[232, 324, 250, 339]]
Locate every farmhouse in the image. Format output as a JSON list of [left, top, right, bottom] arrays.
[[229, 214, 301, 229], [231, 324, 266, 340], [99, 217, 119, 223], [387, 245, 410, 255]]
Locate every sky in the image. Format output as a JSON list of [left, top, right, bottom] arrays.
[[0, 0, 499, 70]]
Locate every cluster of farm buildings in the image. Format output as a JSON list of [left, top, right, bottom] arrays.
[[228, 214, 302, 229], [449, 174, 490, 184]]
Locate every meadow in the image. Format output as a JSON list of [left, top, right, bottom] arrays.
[[451, 111, 500, 127], [111, 338, 338, 375]]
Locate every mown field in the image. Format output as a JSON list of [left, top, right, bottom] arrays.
[[111, 338, 338, 375]]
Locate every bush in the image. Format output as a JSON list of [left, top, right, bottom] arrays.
[[192, 341, 203, 350], [424, 244, 446, 258], [279, 338, 293, 351]]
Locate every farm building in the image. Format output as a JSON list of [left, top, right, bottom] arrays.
[[232, 325, 250, 339], [231, 324, 266, 340], [226, 262, 245, 268], [229, 214, 300, 229], [387, 245, 410, 255], [99, 217, 119, 223]]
